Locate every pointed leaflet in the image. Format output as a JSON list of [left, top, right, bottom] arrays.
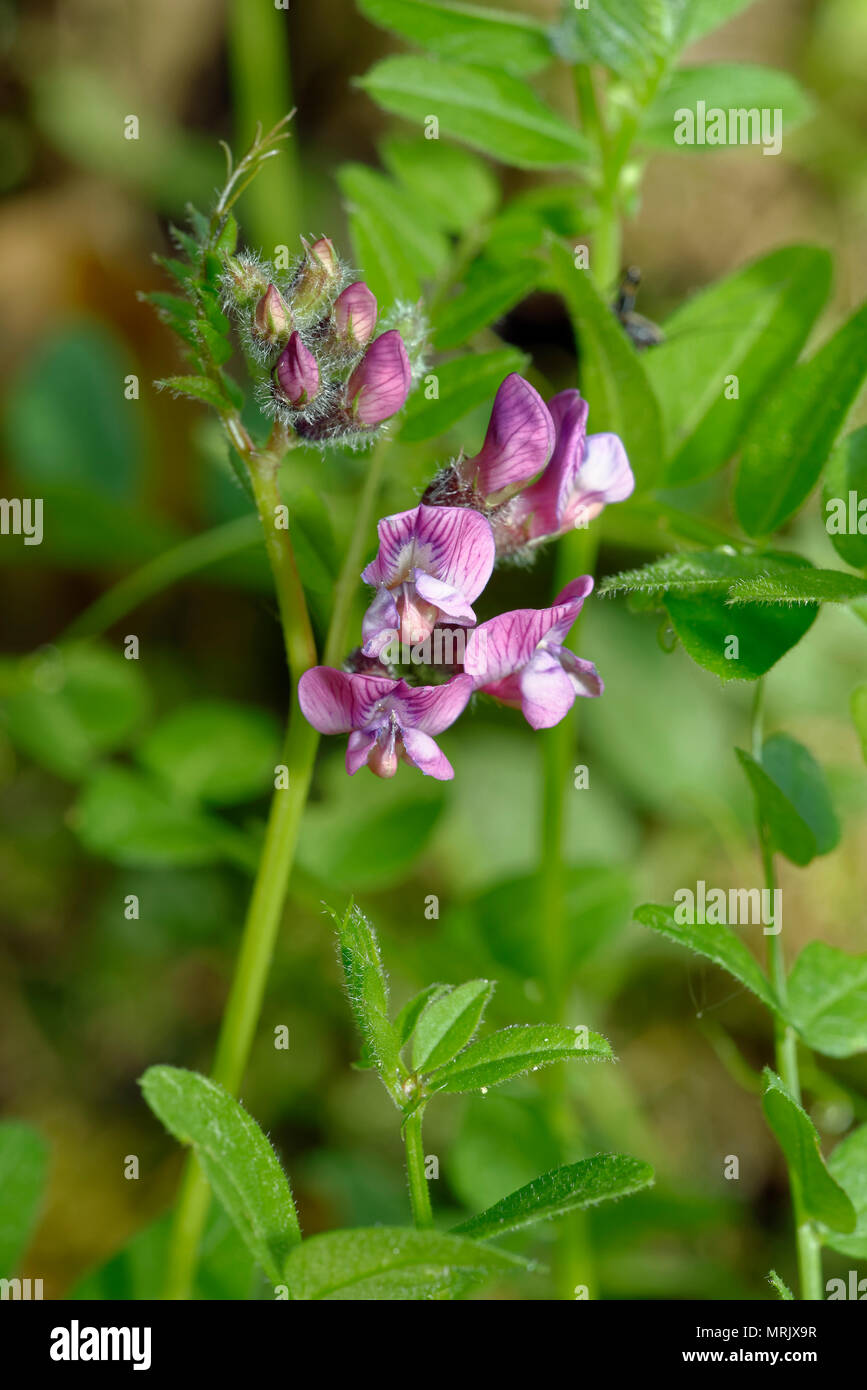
[[411, 979, 495, 1073], [635, 904, 780, 1015], [787, 944, 867, 1058], [598, 549, 812, 599], [337, 163, 450, 308], [735, 302, 867, 537], [282, 1227, 529, 1300], [664, 590, 817, 681], [823, 1126, 867, 1258], [332, 902, 402, 1091], [356, 57, 589, 169], [139, 1066, 301, 1284], [728, 570, 867, 606], [761, 1069, 856, 1233], [451, 1154, 654, 1241], [549, 240, 662, 490], [426, 1023, 612, 1095], [357, 0, 552, 75], [0, 1121, 48, 1278], [395, 984, 450, 1048]]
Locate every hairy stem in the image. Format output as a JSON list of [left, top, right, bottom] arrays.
[[751, 681, 823, 1301], [404, 1109, 433, 1229]]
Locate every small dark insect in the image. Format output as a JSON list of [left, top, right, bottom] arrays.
[[612, 266, 665, 350]]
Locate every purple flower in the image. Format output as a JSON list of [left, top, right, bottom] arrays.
[[298, 668, 474, 780], [347, 330, 411, 425], [274, 331, 319, 407], [511, 390, 634, 539], [334, 281, 377, 345], [464, 576, 602, 729], [461, 374, 555, 499], [361, 504, 495, 656]]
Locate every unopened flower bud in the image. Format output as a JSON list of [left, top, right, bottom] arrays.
[[253, 283, 292, 344], [334, 281, 377, 346], [222, 254, 271, 307], [274, 331, 319, 407], [346, 330, 411, 426], [291, 235, 340, 317]]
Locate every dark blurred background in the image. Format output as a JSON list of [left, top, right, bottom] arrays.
[[1, 0, 866, 1299]]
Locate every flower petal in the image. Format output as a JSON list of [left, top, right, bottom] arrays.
[[518, 648, 577, 729], [413, 571, 477, 626], [398, 674, 475, 735], [361, 585, 401, 656], [413, 505, 495, 601], [298, 667, 396, 734], [361, 508, 419, 587], [401, 727, 455, 780], [346, 728, 377, 774], [465, 607, 561, 688], [464, 374, 555, 497]]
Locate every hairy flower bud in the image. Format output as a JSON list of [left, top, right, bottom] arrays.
[[346, 330, 411, 426], [333, 281, 377, 346], [253, 283, 292, 345], [291, 235, 340, 317], [274, 331, 319, 407]]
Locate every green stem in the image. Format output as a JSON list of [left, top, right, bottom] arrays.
[[751, 680, 823, 1301], [404, 1109, 433, 1229], [539, 526, 600, 1300]]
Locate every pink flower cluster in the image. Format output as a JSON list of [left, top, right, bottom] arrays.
[[299, 375, 634, 780]]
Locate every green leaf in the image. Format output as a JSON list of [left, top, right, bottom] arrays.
[[400, 349, 527, 442], [664, 590, 817, 680], [337, 163, 450, 307], [381, 135, 499, 234], [412, 979, 494, 1073], [139, 1066, 301, 1284], [598, 548, 810, 598], [332, 901, 403, 1090], [395, 984, 450, 1048], [643, 64, 812, 150], [0, 1122, 48, 1278], [646, 246, 832, 485], [427, 1023, 612, 1094], [824, 1125, 867, 1258], [549, 240, 662, 490], [728, 569, 867, 606], [433, 257, 539, 350], [635, 903, 780, 1014], [358, 0, 552, 74], [357, 57, 589, 169], [73, 766, 257, 871], [70, 1207, 259, 1301], [761, 1069, 856, 1233], [735, 302, 867, 536], [281, 1226, 528, 1300], [822, 425, 867, 568], [737, 733, 839, 866], [767, 1268, 794, 1300], [451, 1154, 654, 1241], [137, 699, 280, 806], [158, 374, 230, 411], [852, 684, 867, 764], [483, 184, 589, 263], [3, 643, 149, 780], [787, 944, 867, 1058], [553, 0, 674, 87]]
